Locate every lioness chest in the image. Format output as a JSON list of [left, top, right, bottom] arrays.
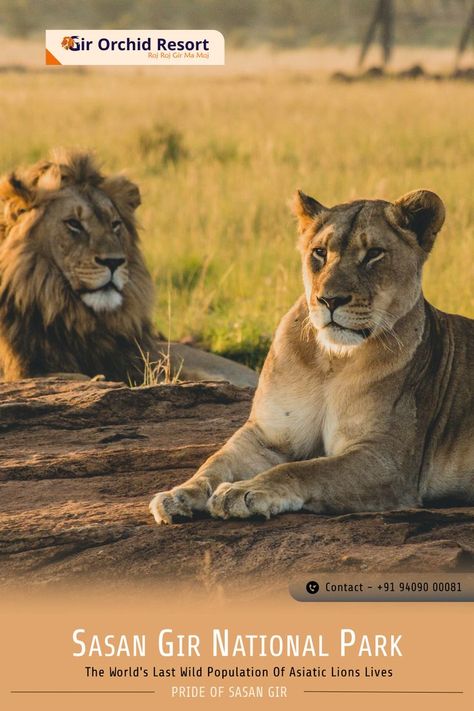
[[254, 367, 381, 460]]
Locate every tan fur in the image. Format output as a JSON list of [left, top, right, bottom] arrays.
[[150, 189, 473, 523]]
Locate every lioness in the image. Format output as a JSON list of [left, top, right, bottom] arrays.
[[150, 189, 474, 523], [0, 151, 256, 387]]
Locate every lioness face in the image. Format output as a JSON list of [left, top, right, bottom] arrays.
[[39, 186, 131, 313], [294, 190, 445, 355]]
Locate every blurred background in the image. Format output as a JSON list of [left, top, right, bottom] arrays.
[[1, 0, 473, 48], [0, 1, 473, 368]]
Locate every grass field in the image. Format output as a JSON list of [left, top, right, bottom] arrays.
[[1, 49, 473, 367]]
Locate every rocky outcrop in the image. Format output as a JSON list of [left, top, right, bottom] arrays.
[[0, 378, 473, 595]]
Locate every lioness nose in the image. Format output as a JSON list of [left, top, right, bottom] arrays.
[[95, 257, 125, 273], [317, 295, 352, 312]]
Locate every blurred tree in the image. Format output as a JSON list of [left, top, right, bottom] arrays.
[[456, 0, 474, 65], [358, 0, 395, 66]]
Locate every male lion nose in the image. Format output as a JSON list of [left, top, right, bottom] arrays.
[[317, 294, 352, 312], [95, 257, 125, 273]]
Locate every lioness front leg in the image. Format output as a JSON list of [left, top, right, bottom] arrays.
[[208, 448, 417, 520], [149, 423, 288, 524]]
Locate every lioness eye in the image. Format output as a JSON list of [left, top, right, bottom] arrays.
[[365, 247, 384, 262], [310, 247, 327, 272], [112, 220, 122, 233], [64, 218, 83, 234]]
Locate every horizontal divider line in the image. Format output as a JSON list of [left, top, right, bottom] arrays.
[[11, 690, 155, 694], [304, 690, 463, 694]]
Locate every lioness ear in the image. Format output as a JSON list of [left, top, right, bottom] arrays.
[[394, 190, 445, 253], [0, 173, 34, 224], [292, 190, 326, 232], [102, 176, 141, 215]]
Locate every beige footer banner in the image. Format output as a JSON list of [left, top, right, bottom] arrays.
[[1, 589, 472, 710]]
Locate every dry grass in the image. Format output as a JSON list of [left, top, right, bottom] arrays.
[[1, 46, 473, 367], [131, 298, 183, 387], [131, 343, 183, 388]]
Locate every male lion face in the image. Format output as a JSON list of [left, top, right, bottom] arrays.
[[39, 186, 131, 313], [0, 154, 143, 317], [293, 190, 445, 355]]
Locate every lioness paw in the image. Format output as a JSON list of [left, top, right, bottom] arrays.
[[149, 483, 209, 525], [207, 482, 285, 520]]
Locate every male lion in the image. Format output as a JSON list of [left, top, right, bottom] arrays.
[[0, 151, 256, 387], [150, 189, 474, 523]]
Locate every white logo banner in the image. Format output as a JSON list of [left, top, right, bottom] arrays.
[[45, 30, 225, 66]]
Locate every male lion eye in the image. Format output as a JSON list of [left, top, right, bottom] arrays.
[[312, 247, 327, 260], [365, 247, 384, 262], [112, 220, 122, 233], [64, 218, 83, 234]]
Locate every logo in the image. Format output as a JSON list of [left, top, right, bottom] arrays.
[[306, 580, 320, 595], [61, 36, 77, 50], [47, 30, 225, 66]]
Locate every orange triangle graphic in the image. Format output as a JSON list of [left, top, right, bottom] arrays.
[[45, 49, 61, 65]]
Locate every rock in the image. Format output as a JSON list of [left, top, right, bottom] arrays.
[[451, 67, 474, 81], [362, 65, 386, 79], [164, 341, 258, 388], [0, 378, 473, 596], [331, 71, 354, 83], [396, 63, 426, 79]]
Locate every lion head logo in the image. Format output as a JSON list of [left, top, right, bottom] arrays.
[[61, 36, 76, 50]]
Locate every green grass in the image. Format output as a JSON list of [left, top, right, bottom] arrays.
[[1, 64, 473, 369]]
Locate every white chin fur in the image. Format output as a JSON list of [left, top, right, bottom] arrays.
[[316, 326, 365, 356], [81, 289, 123, 313]]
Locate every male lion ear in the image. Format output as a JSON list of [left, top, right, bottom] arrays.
[[393, 190, 445, 253], [102, 176, 141, 216], [0, 174, 34, 225], [291, 190, 326, 232]]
